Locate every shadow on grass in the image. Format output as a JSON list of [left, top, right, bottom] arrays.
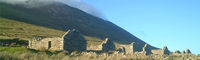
[[0, 38, 28, 47]]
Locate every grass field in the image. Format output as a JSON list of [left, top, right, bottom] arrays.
[[0, 17, 65, 40], [0, 47, 31, 53], [0, 17, 103, 47]]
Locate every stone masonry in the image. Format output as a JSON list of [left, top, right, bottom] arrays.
[[63, 29, 87, 52], [142, 44, 152, 55], [151, 46, 170, 55], [174, 50, 181, 54], [163, 46, 170, 55], [182, 51, 186, 54], [29, 29, 87, 52], [29, 37, 63, 51], [28, 28, 175, 55], [186, 49, 192, 54], [102, 37, 116, 52], [117, 42, 135, 54]]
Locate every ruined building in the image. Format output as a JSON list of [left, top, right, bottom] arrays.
[[86, 37, 118, 52], [182, 51, 186, 54], [181, 49, 192, 54], [28, 37, 63, 51], [142, 44, 153, 55], [28, 29, 87, 51], [28, 29, 172, 55], [163, 46, 170, 55], [186, 49, 192, 54], [174, 50, 181, 54], [117, 42, 135, 54], [28, 29, 117, 52], [102, 37, 116, 52], [151, 46, 170, 55]]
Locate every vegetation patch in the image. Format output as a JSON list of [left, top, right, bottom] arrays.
[[0, 47, 31, 53], [0, 38, 28, 47], [0, 17, 64, 40]]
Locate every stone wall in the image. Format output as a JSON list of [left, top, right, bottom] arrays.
[[142, 44, 152, 55], [151, 49, 163, 55], [163, 46, 170, 55], [63, 29, 87, 52], [186, 49, 192, 54], [175, 50, 181, 54], [102, 38, 116, 52], [181, 49, 192, 54], [87, 43, 102, 51], [182, 51, 186, 54], [29, 29, 87, 51], [151, 46, 170, 55], [117, 42, 135, 54], [29, 37, 63, 51]]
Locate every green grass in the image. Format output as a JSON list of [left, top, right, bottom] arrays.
[[0, 17, 65, 40], [0, 47, 62, 55], [0, 47, 31, 53], [0, 17, 103, 45], [0, 38, 28, 47]]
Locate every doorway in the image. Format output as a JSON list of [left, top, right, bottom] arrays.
[[48, 41, 51, 49]]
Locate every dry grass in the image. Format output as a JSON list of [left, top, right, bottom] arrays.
[[0, 50, 199, 60]]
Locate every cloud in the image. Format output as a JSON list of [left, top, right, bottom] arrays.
[[62, 0, 105, 19], [0, 0, 105, 19]]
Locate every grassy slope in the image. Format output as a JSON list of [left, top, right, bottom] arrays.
[[0, 17, 102, 46], [0, 17, 64, 40]]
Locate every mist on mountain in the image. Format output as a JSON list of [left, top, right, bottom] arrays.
[[0, 0, 105, 19]]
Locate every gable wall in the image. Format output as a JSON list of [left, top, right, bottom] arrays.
[[29, 37, 63, 51]]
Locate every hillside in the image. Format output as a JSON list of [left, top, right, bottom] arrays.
[[0, 2, 157, 51], [0, 17, 64, 39]]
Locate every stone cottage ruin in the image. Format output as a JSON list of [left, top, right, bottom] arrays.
[[102, 37, 116, 52], [28, 29, 87, 51], [63, 29, 87, 51], [151, 46, 170, 55], [142, 44, 153, 55], [28, 37, 63, 51], [86, 37, 117, 52], [117, 42, 135, 54]]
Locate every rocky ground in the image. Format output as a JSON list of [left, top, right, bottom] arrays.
[[0, 50, 200, 60]]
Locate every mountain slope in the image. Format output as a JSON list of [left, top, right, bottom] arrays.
[[0, 2, 157, 51], [0, 17, 64, 39]]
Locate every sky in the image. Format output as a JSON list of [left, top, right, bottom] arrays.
[[83, 0, 200, 54]]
